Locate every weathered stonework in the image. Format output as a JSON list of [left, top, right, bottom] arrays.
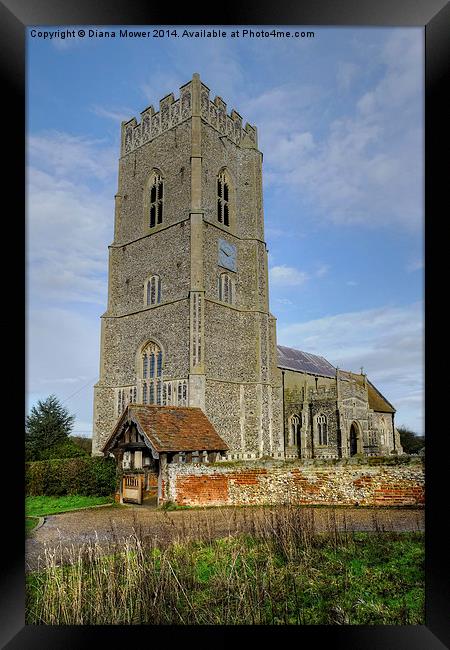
[[166, 458, 424, 507], [93, 73, 401, 469], [93, 73, 282, 456], [280, 366, 401, 461]]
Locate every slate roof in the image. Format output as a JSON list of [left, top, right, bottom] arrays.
[[102, 404, 229, 455], [277, 345, 336, 378], [277, 345, 395, 413]]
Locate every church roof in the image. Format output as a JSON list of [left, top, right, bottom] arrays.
[[102, 404, 229, 455], [351, 375, 395, 413], [366, 381, 395, 413], [338, 370, 396, 413], [277, 346, 395, 413], [277, 345, 336, 378]]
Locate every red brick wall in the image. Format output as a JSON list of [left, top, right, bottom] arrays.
[[176, 474, 229, 506], [167, 461, 424, 507]]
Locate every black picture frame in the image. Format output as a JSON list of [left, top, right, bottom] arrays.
[[3, 0, 448, 647]]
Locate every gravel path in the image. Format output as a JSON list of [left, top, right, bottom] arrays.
[[26, 505, 424, 572]]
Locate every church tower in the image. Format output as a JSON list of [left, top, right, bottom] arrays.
[[93, 73, 283, 458]]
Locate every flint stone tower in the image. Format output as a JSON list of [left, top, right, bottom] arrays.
[[93, 73, 284, 458]]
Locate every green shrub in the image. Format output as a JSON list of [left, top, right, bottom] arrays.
[[70, 436, 92, 455], [26, 457, 118, 497], [38, 437, 88, 460]]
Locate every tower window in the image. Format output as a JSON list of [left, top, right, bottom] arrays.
[[141, 341, 163, 405], [317, 414, 328, 445], [218, 273, 234, 304], [149, 173, 163, 228], [145, 275, 162, 306], [217, 171, 230, 227], [116, 385, 137, 416]]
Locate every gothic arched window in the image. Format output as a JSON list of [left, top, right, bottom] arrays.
[[288, 415, 300, 446], [141, 341, 163, 405], [217, 171, 230, 227], [317, 414, 328, 445], [218, 272, 234, 304], [149, 172, 163, 228], [145, 275, 162, 306]]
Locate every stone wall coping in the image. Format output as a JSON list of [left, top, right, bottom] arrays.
[[168, 456, 424, 473]]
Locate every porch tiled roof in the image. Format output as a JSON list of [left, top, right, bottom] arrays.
[[102, 404, 229, 454]]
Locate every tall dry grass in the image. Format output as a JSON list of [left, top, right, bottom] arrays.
[[26, 505, 424, 625]]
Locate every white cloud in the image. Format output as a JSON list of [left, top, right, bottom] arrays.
[[91, 105, 135, 123], [27, 167, 111, 305], [276, 298, 294, 306], [277, 301, 424, 434], [27, 132, 114, 306], [246, 31, 423, 231], [26, 130, 119, 433], [26, 307, 101, 434], [28, 131, 117, 181], [269, 265, 309, 287], [336, 62, 360, 91]]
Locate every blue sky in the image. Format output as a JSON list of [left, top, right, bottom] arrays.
[[26, 25, 424, 437]]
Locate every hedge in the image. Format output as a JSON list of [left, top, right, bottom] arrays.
[[26, 457, 118, 497]]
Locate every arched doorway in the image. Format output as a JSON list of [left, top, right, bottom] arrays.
[[349, 422, 359, 456]]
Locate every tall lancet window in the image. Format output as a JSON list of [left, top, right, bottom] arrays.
[[217, 171, 230, 227], [145, 275, 162, 306], [317, 414, 328, 445], [288, 415, 300, 446], [141, 341, 163, 405], [149, 172, 164, 228]]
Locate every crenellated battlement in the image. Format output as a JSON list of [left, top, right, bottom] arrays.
[[121, 73, 258, 157]]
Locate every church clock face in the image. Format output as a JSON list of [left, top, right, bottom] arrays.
[[218, 238, 236, 272]]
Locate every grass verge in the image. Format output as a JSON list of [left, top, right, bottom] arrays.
[[26, 517, 39, 535], [26, 495, 115, 518]]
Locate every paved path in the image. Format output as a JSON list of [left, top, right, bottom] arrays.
[[26, 505, 424, 572]]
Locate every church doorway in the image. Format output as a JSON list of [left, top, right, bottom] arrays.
[[349, 422, 359, 456]]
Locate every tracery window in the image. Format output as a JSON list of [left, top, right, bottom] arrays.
[[162, 379, 188, 406], [145, 275, 162, 306], [217, 171, 230, 226], [368, 430, 378, 446], [141, 342, 163, 405], [149, 172, 163, 228], [218, 272, 234, 304], [116, 385, 137, 416], [317, 414, 328, 445], [288, 415, 300, 446]]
